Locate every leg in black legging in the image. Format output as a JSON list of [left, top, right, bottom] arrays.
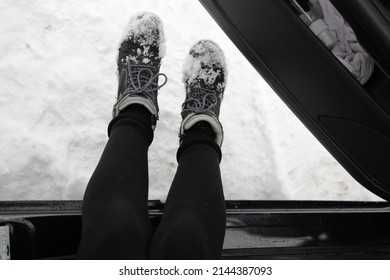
[[77, 105, 153, 259], [149, 123, 226, 259]]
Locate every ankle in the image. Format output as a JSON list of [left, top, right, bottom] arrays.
[[177, 121, 222, 163], [108, 104, 155, 143]]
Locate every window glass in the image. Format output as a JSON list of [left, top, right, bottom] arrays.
[[0, 0, 381, 201]]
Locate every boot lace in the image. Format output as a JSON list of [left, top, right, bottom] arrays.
[[122, 56, 167, 99], [182, 88, 218, 115]]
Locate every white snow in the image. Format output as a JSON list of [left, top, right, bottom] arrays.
[[120, 12, 166, 59], [182, 40, 226, 90], [0, 0, 381, 201]]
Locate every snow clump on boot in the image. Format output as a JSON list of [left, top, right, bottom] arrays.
[[118, 12, 166, 66]]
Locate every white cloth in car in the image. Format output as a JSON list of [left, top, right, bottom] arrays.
[[312, 0, 375, 84]]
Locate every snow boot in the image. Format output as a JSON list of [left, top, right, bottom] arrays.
[[180, 40, 227, 147], [113, 12, 167, 130]]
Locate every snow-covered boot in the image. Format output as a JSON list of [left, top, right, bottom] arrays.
[[180, 40, 227, 147], [113, 12, 167, 130]]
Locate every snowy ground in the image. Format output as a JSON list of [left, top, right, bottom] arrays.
[[0, 0, 381, 201]]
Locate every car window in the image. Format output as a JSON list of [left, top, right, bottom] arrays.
[[0, 0, 381, 201]]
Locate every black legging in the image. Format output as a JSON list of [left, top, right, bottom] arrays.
[[77, 105, 226, 259]]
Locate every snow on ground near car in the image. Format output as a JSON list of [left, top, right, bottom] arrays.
[[0, 0, 381, 201]]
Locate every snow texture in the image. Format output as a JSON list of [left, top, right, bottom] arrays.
[[0, 0, 381, 201], [120, 12, 166, 60], [182, 40, 226, 93]]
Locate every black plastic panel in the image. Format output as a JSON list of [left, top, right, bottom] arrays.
[[199, 0, 390, 201], [1, 200, 390, 259]]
